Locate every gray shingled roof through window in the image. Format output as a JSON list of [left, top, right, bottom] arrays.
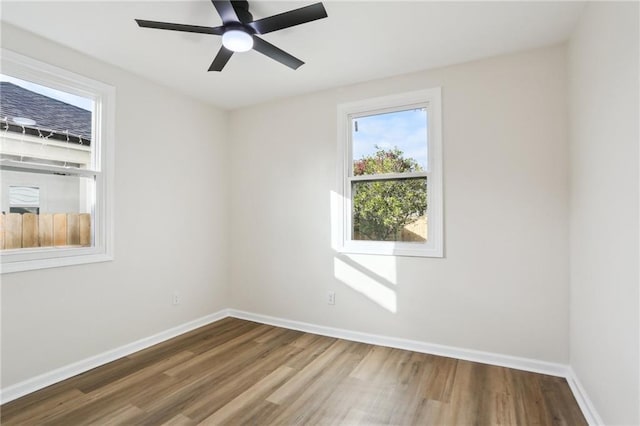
[[0, 81, 92, 145]]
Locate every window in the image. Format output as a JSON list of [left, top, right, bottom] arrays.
[[336, 88, 443, 257], [9, 186, 40, 214], [0, 49, 114, 273]]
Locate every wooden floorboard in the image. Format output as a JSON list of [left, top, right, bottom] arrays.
[[1, 318, 587, 425]]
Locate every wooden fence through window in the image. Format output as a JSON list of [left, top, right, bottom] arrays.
[[353, 216, 428, 242], [0, 213, 91, 249]]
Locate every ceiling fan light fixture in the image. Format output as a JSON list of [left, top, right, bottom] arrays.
[[222, 29, 253, 52]]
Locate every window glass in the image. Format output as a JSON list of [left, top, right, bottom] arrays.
[[351, 108, 428, 175], [351, 177, 427, 242], [350, 108, 428, 244], [1, 75, 96, 252]]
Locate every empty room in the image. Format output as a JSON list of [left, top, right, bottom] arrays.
[[0, 1, 638, 424]]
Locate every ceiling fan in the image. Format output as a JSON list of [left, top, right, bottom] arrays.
[[135, 1, 327, 72]]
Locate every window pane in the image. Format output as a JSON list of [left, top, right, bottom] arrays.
[[352, 108, 427, 176], [0, 74, 94, 169], [1, 169, 94, 249], [352, 177, 427, 242]]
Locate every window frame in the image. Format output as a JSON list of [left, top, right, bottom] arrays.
[[0, 48, 115, 273], [335, 88, 443, 257]]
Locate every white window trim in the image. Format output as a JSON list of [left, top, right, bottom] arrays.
[[335, 88, 443, 257], [0, 48, 115, 273]]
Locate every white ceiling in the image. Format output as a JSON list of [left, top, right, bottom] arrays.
[[2, 1, 585, 110]]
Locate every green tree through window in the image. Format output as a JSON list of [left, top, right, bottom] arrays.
[[352, 146, 427, 241]]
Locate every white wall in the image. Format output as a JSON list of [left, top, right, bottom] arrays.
[[229, 45, 570, 363], [568, 2, 640, 425], [0, 24, 230, 387]]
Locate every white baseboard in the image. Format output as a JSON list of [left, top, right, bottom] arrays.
[[228, 309, 568, 377], [0, 309, 229, 404], [565, 367, 604, 425]]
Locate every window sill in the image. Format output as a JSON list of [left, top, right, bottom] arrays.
[[338, 241, 443, 258], [1, 252, 113, 274]]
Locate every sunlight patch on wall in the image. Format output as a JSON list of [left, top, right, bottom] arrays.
[[344, 253, 397, 285], [333, 256, 397, 313]]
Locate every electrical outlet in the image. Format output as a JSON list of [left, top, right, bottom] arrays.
[[327, 291, 335, 305], [172, 292, 180, 305]]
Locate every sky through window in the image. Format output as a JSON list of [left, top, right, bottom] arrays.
[[352, 108, 428, 170]]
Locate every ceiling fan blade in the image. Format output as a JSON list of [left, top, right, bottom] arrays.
[[248, 3, 327, 35], [208, 46, 234, 71], [136, 19, 224, 35], [211, 0, 240, 24], [252, 36, 304, 70]]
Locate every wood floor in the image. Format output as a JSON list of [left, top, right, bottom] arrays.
[[1, 318, 586, 425]]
